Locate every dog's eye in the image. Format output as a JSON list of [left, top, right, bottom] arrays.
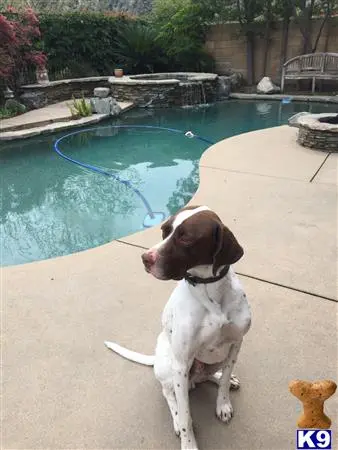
[[161, 225, 172, 239], [176, 229, 194, 246]]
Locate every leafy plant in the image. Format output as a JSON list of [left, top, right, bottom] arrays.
[[150, 0, 216, 71], [0, 106, 16, 119], [0, 98, 26, 119], [4, 98, 26, 114], [68, 94, 92, 118], [112, 20, 168, 73], [0, 6, 47, 88], [38, 11, 134, 79]]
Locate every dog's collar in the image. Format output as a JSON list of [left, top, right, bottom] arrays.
[[184, 265, 230, 287]]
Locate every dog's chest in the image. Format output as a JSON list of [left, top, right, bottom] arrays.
[[162, 277, 251, 364], [195, 316, 235, 363], [195, 303, 250, 364]]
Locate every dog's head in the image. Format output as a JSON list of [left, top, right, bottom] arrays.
[[141, 205, 243, 281]]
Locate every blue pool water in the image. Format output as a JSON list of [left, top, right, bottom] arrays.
[[1, 100, 337, 266]]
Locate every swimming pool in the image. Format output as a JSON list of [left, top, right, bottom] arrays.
[[1, 100, 337, 266]]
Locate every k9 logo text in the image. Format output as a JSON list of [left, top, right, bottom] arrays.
[[297, 430, 332, 449]]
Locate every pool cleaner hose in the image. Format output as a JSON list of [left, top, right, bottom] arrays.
[[53, 124, 215, 228]]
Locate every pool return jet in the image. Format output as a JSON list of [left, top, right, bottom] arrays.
[[53, 124, 215, 228]]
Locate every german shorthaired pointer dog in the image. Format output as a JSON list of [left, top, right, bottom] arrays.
[[105, 205, 252, 450]]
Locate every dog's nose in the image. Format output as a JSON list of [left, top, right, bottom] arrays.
[[141, 250, 157, 269]]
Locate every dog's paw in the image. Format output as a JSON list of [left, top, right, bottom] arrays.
[[182, 444, 199, 450], [216, 401, 234, 423], [230, 374, 240, 390]]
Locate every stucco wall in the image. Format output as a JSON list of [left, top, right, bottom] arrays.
[[205, 19, 338, 84]]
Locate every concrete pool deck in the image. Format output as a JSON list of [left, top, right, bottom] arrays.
[[2, 125, 337, 449]]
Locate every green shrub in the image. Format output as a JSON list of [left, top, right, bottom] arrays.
[[112, 21, 168, 73], [38, 12, 137, 79], [111, 5, 216, 73], [4, 98, 26, 115], [0, 99, 26, 118], [150, 0, 216, 72], [0, 107, 15, 119], [19, 7, 216, 81]]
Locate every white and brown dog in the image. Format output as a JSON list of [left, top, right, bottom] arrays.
[[105, 205, 252, 450]]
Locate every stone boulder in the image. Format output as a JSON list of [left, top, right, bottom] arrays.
[[219, 69, 244, 91], [90, 96, 121, 116], [20, 91, 48, 110], [228, 71, 244, 90], [217, 76, 231, 99], [216, 71, 244, 99], [257, 77, 280, 94], [93, 87, 110, 98]]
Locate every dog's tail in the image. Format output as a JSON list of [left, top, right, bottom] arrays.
[[104, 341, 155, 366]]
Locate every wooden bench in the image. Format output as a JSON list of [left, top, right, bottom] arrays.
[[281, 53, 338, 93]]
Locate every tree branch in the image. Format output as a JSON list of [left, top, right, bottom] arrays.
[[312, 0, 331, 52]]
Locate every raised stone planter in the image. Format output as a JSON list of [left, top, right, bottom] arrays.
[[109, 72, 219, 107], [18, 73, 240, 110], [20, 77, 111, 106], [297, 113, 338, 152]]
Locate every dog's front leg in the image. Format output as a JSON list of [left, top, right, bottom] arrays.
[[216, 340, 242, 423], [173, 358, 198, 450]]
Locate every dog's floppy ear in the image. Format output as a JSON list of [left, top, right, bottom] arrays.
[[212, 223, 244, 275]]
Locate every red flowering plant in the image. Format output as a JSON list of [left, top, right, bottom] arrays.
[[0, 6, 47, 89]]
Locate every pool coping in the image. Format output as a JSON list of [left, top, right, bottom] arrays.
[[297, 112, 338, 131], [0, 101, 135, 141], [230, 92, 338, 103], [21, 76, 110, 89], [109, 73, 219, 86]]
